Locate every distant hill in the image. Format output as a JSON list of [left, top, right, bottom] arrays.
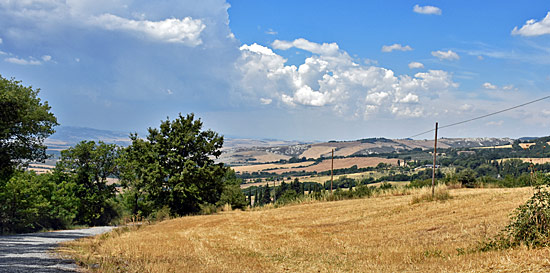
[[45, 126, 545, 167], [44, 126, 132, 158], [47, 126, 132, 146], [218, 137, 515, 166]]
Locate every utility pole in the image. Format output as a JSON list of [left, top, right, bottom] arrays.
[[432, 122, 438, 197], [331, 149, 334, 194]]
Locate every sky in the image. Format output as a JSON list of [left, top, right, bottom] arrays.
[[1, 0, 550, 141]]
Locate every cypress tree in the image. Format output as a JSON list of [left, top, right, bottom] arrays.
[[262, 183, 271, 204]]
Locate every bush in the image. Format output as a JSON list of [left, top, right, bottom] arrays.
[[354, 185, 373, 198], [456, 169, 477, 188], [409, 179, 432, 188], [481, 186, 550, 250]]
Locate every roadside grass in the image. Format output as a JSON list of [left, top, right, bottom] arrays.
[[60, 187, 550, 272]]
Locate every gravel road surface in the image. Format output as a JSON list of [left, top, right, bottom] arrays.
[[0, 226, 114, 272]]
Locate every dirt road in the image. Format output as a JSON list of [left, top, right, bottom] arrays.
[[0, 226, 114, 272]]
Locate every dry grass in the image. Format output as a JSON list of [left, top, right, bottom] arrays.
[[473, 144, 513, 149], [61, 187, 550, 272], [498, 158, 550, 164]]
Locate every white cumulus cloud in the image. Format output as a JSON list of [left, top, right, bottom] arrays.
[[272, 38, 340, 56], [482, 82, 497, 89], [91, 14, 205, 45], [408, 61, 424, 69], [413, 4, 442, 15], [431, 50, 459, 61], [381, 43, 413, 52], [511, 12, 550, 36], [237, 39, 458, 119]]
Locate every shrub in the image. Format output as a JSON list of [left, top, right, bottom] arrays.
[[409, 178, 432, 188], [354, 185, 373, 198], [481, 186, 550, 250]]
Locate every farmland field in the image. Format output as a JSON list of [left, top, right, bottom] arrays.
[[232, 161, 316, 173], [497, 158, 550, 164], [235, 157, 398, 175], [62, 187, 548, 272]]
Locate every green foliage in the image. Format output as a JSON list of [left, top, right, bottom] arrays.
[[261, 183, 272, 205], [217, 169, 247, 210], [379, 182, 393, 190], [0, 75, 58, 181], [456, 168, 477, 188], [56, 140, 119, 226], [0, 171, 79, 233], [354, 184, 373, 198], [481, 186, 550, 251], [408, 178, 432, 188], [119, 113, 227, 216]]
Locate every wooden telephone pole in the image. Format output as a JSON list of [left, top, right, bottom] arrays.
[[432, 122, 438, 197], [331, 149, 334, 194]]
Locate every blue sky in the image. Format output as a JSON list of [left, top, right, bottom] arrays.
[[1, 1, 550, 141]]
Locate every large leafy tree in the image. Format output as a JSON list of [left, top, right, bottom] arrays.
[[56, 140, 119, 225], [0, 75, 57, 181], [121, 113, 229, 216]]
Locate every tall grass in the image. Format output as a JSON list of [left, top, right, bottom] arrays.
[[410, 184, 452, 204]]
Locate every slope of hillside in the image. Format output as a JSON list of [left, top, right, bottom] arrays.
[[62, 187, 548, 272], [219, 137, 513, 165]]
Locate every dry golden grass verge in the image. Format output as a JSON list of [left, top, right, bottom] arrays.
[[60, 187, 550, 272], [410, 185, 452, 204]]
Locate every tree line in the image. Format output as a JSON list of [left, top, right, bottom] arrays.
[[0, 75, 245, 233]]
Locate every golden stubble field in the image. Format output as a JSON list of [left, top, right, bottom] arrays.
[[62, 187, 550, 272], [234, 157, 398, 175]]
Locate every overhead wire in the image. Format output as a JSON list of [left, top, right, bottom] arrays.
[[408, 94, 550, 139]]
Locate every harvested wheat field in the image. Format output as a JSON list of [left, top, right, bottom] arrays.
[[61, 187, 550, 272], [269, 157, 398, 174], [232, 161, 316, 173]]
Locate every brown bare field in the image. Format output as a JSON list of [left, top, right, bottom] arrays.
[[269, 157, 398, 174], [233, 161, 316, 173], [61, 187, 549, 272]]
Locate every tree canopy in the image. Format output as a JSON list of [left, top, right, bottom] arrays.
[[120, 113, 236, 216], [0, 75, 57, 181]]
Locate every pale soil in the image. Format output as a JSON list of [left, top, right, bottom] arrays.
[[0, 227, 114, 273]]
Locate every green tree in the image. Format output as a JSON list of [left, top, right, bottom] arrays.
[[56, 141, 119, 225], [216, 169, 247, 210], [261, 183, 271, 205], [457, 168, 477, 188], [0, 170, 79, 233], [121, 113, 227, 216], [0, 75, 57, 181], [117, 134, 155, 217]]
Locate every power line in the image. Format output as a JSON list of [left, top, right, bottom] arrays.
[[408, 94, 550, 139]]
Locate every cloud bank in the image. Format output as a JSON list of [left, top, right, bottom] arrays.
[[238, 39, 458, 119], [512, 11, 550, 36]]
